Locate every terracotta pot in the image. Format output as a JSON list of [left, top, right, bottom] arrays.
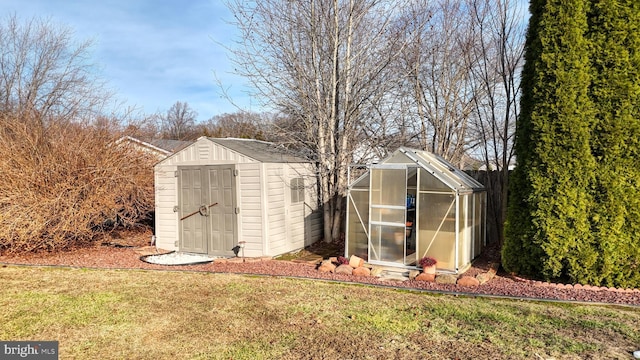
[[394, 231, 404, 244], [422, 265, 436, 275]]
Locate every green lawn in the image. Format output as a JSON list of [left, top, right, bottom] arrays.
[[1, 266, 638, 359]]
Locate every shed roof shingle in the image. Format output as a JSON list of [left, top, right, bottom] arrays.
[[207, 138, 310, 163]]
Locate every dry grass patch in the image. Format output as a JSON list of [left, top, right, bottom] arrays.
[[0, 266, 638, 359]]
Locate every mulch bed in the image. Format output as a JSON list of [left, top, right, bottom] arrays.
[[1, 238, 639, 307]]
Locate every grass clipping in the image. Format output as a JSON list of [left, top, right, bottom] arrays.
[[0, 114, 155, 253]]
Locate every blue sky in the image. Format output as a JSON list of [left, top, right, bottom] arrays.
[[0, 0, 255, 122]]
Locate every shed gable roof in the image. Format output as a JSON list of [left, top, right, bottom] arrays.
[[206, 137, 310, 163], [149, 139, 192, 153], [115, 136, 172, 158]]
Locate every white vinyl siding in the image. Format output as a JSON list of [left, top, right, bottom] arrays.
[[236, 163, 263, 257], [265, 164, 286, 255]]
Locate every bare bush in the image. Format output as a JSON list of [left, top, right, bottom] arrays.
[[0, 113, 155, 253]]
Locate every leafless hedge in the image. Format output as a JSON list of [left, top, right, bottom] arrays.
[[0, 114, 155, 253]]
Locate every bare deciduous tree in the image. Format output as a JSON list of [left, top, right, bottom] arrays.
[[393, 0, 479, 165], [227, 0, 415, 242], [0, 16, 155, 252], [466, 0, 525, 246], [226, 0, 525, 245], [160, 101, 198, 140], [0, 112, 156, 253], [0, 15, 110, 125], [199, 111, 265, 139]]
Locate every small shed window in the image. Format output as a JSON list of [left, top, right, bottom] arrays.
[[291, 178, 305, 203]]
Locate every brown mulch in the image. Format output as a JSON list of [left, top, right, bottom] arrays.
[[0, 233, 639, 307]]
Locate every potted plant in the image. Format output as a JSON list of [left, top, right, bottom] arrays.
[[419, 256, 437, 275]]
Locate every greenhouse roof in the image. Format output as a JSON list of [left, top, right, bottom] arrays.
[[399, 147, 484, 192], [350, 147, 485, 193]]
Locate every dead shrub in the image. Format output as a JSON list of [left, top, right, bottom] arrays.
[[0, 114, 155, 253]]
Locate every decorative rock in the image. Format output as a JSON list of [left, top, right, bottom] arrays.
[[352, 267, 371, 277], [476, 273, 491, 285], [328, 256, 338, 264], [409, 270, 420, 280], [415, 272, 435, 282], [318, 260, 336, 273], [335, 264, 353, 275], [349, 255, 365, 268], [435, 274, 458, 284], [370, 267, 384, 277], [475, 263, 499, 285], [633, 350, 640, 359], [457, 276, 480, 287]]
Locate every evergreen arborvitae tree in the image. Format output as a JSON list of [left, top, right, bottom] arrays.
[[588, 0, 640, 287], [503, 0, 598, 281]]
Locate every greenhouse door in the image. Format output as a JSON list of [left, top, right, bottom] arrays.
[[178, 165, 237, 256], [368, 165, 410, 266]]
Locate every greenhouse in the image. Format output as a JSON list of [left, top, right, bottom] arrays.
[[346, 147, 486, 273]]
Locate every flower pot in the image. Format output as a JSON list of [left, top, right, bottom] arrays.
[[394, 231, 404, 245], [405, 221, 413, 237], [422, 265, 436, 275]]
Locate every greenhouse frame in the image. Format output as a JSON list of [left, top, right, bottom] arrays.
[[346, 147, 487, 273]]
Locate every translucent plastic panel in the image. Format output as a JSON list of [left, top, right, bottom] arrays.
[[414, 150, 484, 190], [458, 195, 471, 269], [371, 168, 406, 207], [351, 172, 370, 189], [419, 168, 451, 192], [347, 190, 369, 260], [407, 167, 418, 188], [370, 224, 406, 263], [467, 194, 474, 260], [384, 152, 412, 164], [417, 193, 456, 271], [370, 207, 405, 224]]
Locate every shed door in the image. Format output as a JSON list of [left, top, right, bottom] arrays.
[[179, 167, 206, 253], [178, 165, 237, 256], [205, 166, 236, 257]]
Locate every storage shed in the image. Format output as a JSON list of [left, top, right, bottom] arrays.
[[154, 137, 323, 257], [346, 147, 486, 273]]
